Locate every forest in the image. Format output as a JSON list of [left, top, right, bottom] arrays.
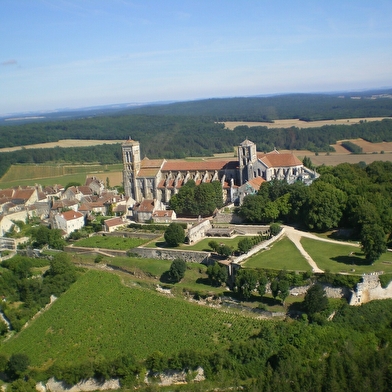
[[1, 113, 392, 178]]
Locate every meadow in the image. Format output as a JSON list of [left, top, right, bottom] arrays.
[[0, 270, 264, 368]]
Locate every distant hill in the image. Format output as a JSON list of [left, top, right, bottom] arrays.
[[2, 89, 392, 125], [121, 89, 392, 121]]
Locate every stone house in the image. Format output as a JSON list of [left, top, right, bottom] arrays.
[[54, 210, 85, 236], [151, 210, 176, 223], [103, 217, 128, 232]]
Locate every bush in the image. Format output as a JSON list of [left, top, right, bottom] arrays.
[[168, 259, 187, 283], [270, 223, 282, 236]]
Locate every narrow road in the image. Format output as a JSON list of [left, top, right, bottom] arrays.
[[283, 226, 360, 273]]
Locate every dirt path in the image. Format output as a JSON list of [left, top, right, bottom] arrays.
[[283, 226, 360, 273]]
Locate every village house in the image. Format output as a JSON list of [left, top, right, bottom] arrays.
[[103, 216, 128, 232], [54, 210, 85, 236]]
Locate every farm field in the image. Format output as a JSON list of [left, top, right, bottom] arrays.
[[74, 235, 149, 250], [301, 238, 392, 274], [0, 163, 123, 188], [0, 270, 264, 368], [0, 139, 124, 153], [243, 236, 311, 271], [223, 117, 390, 130]]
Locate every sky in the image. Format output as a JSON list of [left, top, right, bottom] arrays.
[[1, 0, 392, 116]]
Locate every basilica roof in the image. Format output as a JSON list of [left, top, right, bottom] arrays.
[[162, 159, 237, 172], [257, 152, 302, 168]]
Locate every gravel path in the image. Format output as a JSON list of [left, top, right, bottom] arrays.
[[283, 226, 360, 273]]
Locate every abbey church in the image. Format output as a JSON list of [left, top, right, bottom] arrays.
[[122, 138, 318, 205]]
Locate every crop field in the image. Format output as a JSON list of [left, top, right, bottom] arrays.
[[301, 238, 392, 274], [0, 139, 124, 153], [243, 237, 311, 271], [223, 117, 390, 130], [0, 163, 123, 188], [0, 270, 265, 368], [74, 235, 149, 250]]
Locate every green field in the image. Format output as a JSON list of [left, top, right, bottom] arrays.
[[0, 163, 122, 188], [243, 236, 311, 271], [301, 238, 392, 274], [0, 270, 264, 368], [74, 235, 149, 250]]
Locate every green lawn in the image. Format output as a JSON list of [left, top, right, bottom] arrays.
[[145, 236, 250, 252], [74, 235, 149, 250], [243, 236, 311, 271], [301, 238, 392, 274]]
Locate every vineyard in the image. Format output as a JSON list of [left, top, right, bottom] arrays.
[[0, 163, 123, 188], [0, 270, 265, 368]]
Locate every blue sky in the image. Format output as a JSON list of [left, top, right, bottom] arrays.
[[1, 0, 392, 115]]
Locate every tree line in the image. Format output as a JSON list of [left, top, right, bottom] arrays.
[[239, 160, 392, 262]]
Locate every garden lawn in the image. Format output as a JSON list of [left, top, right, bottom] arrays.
[[145, 236, 250, 252], [74, 235, 149, 250], [243, 236, 311, 271], [301, 238, 392, 274], [0, 270, 265, 368]]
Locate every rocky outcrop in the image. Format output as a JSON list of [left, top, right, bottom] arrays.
[[39, 378, 121, 392]]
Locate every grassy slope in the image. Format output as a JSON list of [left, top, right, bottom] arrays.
[[0, 270, 264, 368], [243, 236, 311, 271], [301, 238, 392, 274]]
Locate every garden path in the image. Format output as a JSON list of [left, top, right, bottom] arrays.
[[283, 226, 360, 273]]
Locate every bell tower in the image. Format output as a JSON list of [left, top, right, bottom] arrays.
[[238, 139, 257, 184], [122, 138, 141, 200]]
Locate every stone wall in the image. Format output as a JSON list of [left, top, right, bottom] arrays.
[[213, 212, 243, 224], [131, 247, 211, 264], [349, 273, 392, 305]]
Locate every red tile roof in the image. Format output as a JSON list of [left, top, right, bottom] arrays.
[[104, 217, 126, 227], [60, 210, 84, 221], [134, 199, 155, 212], [258, 152, 302, 167], [162, 159, 236, 172], [247, 177, 266, 190]]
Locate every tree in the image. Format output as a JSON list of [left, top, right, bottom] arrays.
[[304, 181, 347, 231], [303, 284, 328, 316], [238, 237, 253, 254], [168, 259, 187, 283], [207, 262, 228, 286], [208, 240, 220, 252], [6, 353, 30, 380], [360, 223, 387, 263], [235, 269, 258, 300], [164, 223, 185, 247]]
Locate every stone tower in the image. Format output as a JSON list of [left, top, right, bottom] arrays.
[[238, 139, 257, 184], [122, 138, 141, 201]]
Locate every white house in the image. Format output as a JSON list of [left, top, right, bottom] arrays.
[[54, 210, 85, 235]]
